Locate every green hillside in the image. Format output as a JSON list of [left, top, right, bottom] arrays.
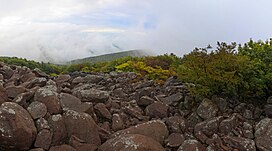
[[70, 50, 151, 64]]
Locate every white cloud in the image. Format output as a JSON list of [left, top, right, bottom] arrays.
[[0, 0, 272, 63]]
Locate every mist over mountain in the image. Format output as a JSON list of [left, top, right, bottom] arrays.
[[70, 49, 153, 64], [1, 0, 272, 63]]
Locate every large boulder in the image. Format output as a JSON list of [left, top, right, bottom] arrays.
[[48, 114, 67, 146], [63, 110, 101, 146], [34, 85, 61, 114], [98, 134, 165, 151], [5, 86, 27, 99], [112, 120, 169, 144], [59, 93, 81, 111], [255, 118, 272, 151], [0, 102, 37, 150]]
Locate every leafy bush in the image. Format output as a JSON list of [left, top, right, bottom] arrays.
[[177, 42, 255, 99], [238, 39, 272, 98]]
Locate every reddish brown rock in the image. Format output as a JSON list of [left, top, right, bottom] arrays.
[[223, 136, 256, 151], [194, 116, 224, 143], [166, 116, 186, 133], [64, 110, 101, 146], [69, 135, 98, 151], [12, 91, 35, 108], [196, 98, 219, 120], [49, 144, 76, 151], [34, 86, 61, 114], [59, 93, 81, 111], [100, 122, 111, 132], [29, 148, 45, 151], [94, 103, 112, 119], [255, 118, 272, 151], [33, 68, 49, 77], [27, 101, 47, 119], [98, 134, 165, 151], [0, 102, 37, 150], [20, 72, 36, 83], [145, 102, 169, 119], [21, 77, 47, 89], [123, 105, 144, 120], [165, 133, 185, 148], [0, 73, 3, 80], [34, 129, 53, 150], [55, 75, 71, 83], [35, 117, 50, 131], [112, 120, 169, 144], [177, 139, 206, 151], [0, 85, 8, 105], [48, 114, 67, 146], [6, 86, 27, 98], [137, 96, 154, 106], [0, 65, 14, 79], [73, 88, 109, 103], [219, 113, 243, 135], [112, 113, 124, 131]]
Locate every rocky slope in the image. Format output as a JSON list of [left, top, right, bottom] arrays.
[[0, 62, 271, 151]]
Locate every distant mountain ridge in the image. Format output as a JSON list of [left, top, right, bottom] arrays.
[[69, 50, 152, 64]]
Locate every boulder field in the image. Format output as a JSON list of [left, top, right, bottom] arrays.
[[0, 62, 271, 151]]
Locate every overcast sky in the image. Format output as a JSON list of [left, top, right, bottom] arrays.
[[0, 0, 272, 63]]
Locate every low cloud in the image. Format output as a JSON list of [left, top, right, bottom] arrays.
[[0, 0, 272, 63]]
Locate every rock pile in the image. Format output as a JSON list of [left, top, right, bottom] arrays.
[[0, 62, 271, 151]]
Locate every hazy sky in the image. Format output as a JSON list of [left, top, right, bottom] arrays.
[[0, 0, 272, 63]]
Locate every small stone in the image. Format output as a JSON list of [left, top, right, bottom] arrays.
[[145, 102, 169, 119], [165, 116, 186, 133], [94, 103, 112, 120], [112, 114, 124, 131], [165, 133, 185, 148], [35, 118, 50, 131], [137, 96, 154, 106], [264, 104, 272, 118], [196, 98, 218, 120], [177, 139, 206, 151]]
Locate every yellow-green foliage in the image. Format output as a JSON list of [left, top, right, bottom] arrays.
[[115, 61, 174, 80]]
